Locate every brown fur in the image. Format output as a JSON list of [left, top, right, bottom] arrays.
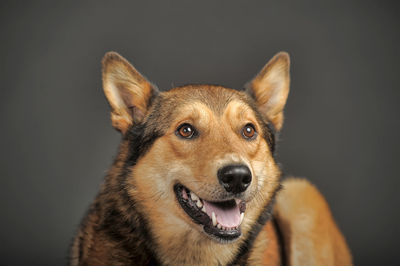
[[71, 52, 352, 265]]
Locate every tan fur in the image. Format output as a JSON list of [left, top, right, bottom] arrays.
[[71, 52, 352, 266], [274, 178, 353, 266]]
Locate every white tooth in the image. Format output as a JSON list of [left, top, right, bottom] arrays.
[[196, 199, 203, 208], [212, 212, 217, 226], [190, 192, 198, 201], [217, 223, 222, 229], [201, 205, 206, 213], [240, 213, 244, 224]]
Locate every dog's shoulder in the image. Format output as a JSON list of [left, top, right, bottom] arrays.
[[273, 178, 353, 266]]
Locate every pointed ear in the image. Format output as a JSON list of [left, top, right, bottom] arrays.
[[102, 52, 159, 134], [245, 52, 290, 131]]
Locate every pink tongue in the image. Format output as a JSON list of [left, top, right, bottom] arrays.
[[203, 200, 240, 228]]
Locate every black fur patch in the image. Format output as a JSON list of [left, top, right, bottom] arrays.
[[99, 122, 163, 265], [123, 126, 162, 264], [102, 197, 160, 265], [262, 120, 276, 156], [124, 122, 162, 167], [273, 216, 286, 266]]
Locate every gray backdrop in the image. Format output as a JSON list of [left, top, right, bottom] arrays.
[[1, 1, 399, 265]]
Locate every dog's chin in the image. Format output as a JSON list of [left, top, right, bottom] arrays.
[[173, 184, 246, 244]]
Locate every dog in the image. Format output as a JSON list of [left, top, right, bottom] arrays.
[[70, 51, 352, 265]]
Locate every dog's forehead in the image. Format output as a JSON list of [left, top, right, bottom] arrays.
[[143, 84, 262, 137], [160, 84, 248, 115]]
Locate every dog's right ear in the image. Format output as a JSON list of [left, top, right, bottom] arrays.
[[102, 52, 158, 134]]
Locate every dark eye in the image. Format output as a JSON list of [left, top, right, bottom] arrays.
[[176, 123, 196, 139], [242, 124, 257, 140]]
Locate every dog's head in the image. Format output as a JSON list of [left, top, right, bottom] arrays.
[[102, 52, 289, 248]]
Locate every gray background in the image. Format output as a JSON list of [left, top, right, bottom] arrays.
[[1, 1, 399, 265]]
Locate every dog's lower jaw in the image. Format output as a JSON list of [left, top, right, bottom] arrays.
[[154, 228, 244, 266], [143, 205, 242, 265], [150, 200, 277, 265], [152, 215, 280, 266]]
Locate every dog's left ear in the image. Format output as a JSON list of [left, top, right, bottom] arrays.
[[102, 51, 159, 134], [245, 52, 290, 131]]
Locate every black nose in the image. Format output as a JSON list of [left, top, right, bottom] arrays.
[[218, 165, 252, 193]]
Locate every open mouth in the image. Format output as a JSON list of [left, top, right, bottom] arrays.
[[174, 184, 246, 243]]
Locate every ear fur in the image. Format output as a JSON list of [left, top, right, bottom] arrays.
[[245, 52, 290, 131], [102, 52, 158, 133]]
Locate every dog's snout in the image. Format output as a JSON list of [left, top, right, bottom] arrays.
[[217, 165, 252, 193]]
